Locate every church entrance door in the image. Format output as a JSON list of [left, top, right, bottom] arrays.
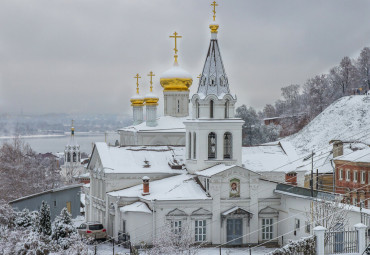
[[227, 219, 243, 245]]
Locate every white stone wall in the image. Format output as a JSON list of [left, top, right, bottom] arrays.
[[185, 120, 244, 173], [163, 91, 189, 117], [119, 130, 185, 146]]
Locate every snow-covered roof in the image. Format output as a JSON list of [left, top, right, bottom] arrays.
[[120, 202, 152, 214], [335, 147, 370, 163], [118, 116, 186, 133], [297, 143, 370, 174], [283, 96, 370, 155], [160, 63, 192, 79], [242, 142, 300, 173], [94, 143, 186, 174], [196, 164, 236, 177], [108, 174, 210, 201]]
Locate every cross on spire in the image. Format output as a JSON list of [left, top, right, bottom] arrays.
[[71, 119, 75, 135], [147, 71, 155, 92], [211, 1, 218, 21], [134, 73, 141, 94], [169, 32, 182, 63]]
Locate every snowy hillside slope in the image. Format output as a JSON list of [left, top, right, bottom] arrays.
[[282, 95, 370, 155]]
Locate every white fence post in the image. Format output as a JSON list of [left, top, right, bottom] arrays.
[[313, 226, 326, 255], [354, 223, 367, 254]]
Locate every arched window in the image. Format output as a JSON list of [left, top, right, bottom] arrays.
[[195, 100, 200, 119], [210, 100, 214, 118], [73, 152, 77, 162], [67, 152, 71, 162], [208, 132, 216, 159], [78, 152, 81, 162], [224, 132, 232, 159], [225, 100, 229, 118], [188, 132, 192, 159], [193, 132, 196, 159]]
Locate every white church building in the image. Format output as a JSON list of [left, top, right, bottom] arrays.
[[84, 4, 367, 247]]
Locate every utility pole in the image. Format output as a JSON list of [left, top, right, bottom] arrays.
[[311, 150, 314, 197]]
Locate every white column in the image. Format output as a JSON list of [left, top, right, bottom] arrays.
[[133, 106, 143, 125], [355, 223, 367, 253], [146, 105, 157, 127], [313, 226, 326, 255]]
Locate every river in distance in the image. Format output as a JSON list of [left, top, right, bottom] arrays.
[[0, 132, 120, 154]]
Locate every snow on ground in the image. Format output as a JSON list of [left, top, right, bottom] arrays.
[[87, 243, 275, 255], [283, 95, 370, 155]]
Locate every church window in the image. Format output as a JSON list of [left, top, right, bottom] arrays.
[[195, 100, 200, 119], [188, 132, 192, 159], [73, 152, 77, 162], [67, 152, 71, 162], [177, 100, 180, 113], [195, 220, 206, 242], [210, 100, 214, 118], [262, 218, 273, 240], [78, 152, 80, 162], [171, 220, 182, 235], [208, 132, 216, 159], [193, 132, 196, 159], [225, 100, 229, 118], [224, 132, 232, 159]]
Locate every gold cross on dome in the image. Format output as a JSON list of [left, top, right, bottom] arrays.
[[169, 32, 182, 63], [211, 1, 218, 21], [134, 73, 141, 94], [147, 71, 155, 92]]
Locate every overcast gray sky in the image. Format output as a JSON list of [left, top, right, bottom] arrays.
[[1, 0, 370, 115]]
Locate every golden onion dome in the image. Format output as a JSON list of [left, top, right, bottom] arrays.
[[160, 62, 193, 92], [130, 93, 144, 106], [144, 92, 159, 106]]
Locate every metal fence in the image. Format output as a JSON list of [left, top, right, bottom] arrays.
[[325, 230, 358, 254]]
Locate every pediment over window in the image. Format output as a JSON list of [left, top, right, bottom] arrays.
[[166, 208, 187, 217], [221, 206, 253, 220], [259, 206, 279, 217], [191, 208, 212, 216]]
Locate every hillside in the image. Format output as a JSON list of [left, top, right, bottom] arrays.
[[282, 95, 370, 155]]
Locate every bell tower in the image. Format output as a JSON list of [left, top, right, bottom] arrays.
[[184, 1, 244, 173]]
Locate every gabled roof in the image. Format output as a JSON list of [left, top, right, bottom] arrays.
[[197, 33, 230, 97], [242, 142, 300, 173], [120, 202, 152, 214], [335, 147, 370, 163], [108, 174, 210, 201], [91, 143, 186, 174]]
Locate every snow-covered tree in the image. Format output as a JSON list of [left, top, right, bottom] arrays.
[[38, 200, 52, 236], [356, 47, 370, 91], [145, 222, 200, 255], [306, 197, 349, 240], [52, 207, 75, 241], [0, 138, 62, 202]]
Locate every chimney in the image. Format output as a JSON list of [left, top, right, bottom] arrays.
[[285, 172, 297, 186], [332, 140, 344, 158], [142, 176, 150, 195]]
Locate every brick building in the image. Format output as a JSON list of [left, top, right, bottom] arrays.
[[334, 147, 370, 208]]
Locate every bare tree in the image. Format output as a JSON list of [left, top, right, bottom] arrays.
[[306, 197, 349, 241], [357, 47, 370, 91], [0, 138, 62, 201], [145, 222, 200, 255]]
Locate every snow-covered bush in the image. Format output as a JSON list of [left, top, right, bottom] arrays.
[[38, 201, 52, 236], [0, 201, 88, 255], [268, 236, 315, 255]]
